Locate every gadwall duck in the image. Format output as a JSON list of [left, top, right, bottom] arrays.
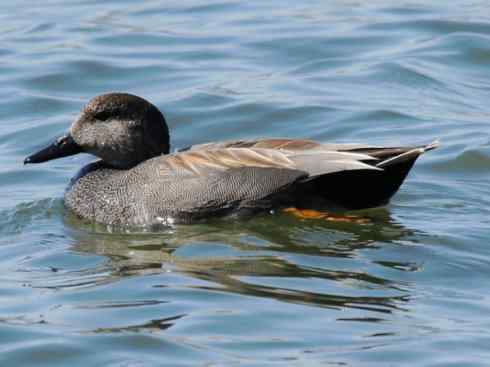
[[24, 93, 438, 227]]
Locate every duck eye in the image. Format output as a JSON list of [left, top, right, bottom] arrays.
[[93, 111, 112, 121]]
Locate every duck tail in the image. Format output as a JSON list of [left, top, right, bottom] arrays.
[[297, 140, 439, 210], [376, 140, 439, 169]]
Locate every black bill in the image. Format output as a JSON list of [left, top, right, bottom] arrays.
[[24, 134, 83, 164]]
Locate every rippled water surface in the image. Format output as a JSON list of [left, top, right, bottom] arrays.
[[1, 1, 490, 365]]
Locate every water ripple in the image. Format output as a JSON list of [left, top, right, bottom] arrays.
[[0, 0, 489, 365]]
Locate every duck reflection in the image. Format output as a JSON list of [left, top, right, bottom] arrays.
[[65, 208, 419, 315]]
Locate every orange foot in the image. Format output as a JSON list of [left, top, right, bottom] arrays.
[[283, 208, 369, 224]]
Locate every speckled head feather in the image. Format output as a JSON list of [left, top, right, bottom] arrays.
[[70, 93, 170, 168]]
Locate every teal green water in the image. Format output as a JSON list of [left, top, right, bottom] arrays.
[[1, 1, 490, 365]]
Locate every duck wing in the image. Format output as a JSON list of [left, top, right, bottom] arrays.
[[182, 138, 374, 153], [183, 138, 438, 161], [179, 139, 439, 210], [132, 139, 438, 222], [148, 147, 380, 178], [130, 147, 381, 220]]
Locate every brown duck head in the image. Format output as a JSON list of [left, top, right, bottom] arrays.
[[24, 93, 170, 169]]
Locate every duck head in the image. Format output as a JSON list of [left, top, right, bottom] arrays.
[[24, 93, 170, 168]]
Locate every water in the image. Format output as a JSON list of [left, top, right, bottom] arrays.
[[1, 1, 489, 365]]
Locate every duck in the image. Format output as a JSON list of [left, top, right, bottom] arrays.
[[24, 92, 438, 227]]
